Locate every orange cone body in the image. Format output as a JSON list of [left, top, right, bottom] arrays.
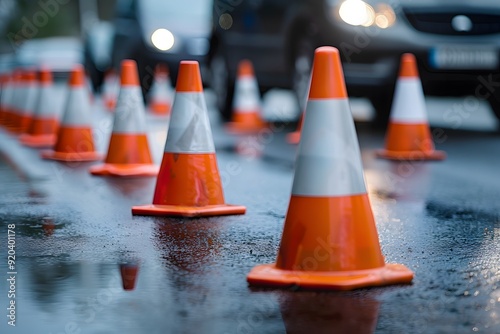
[[132, 61, 246, 217], [41, 65, 102, 162], [102, 69, 119, 111], [9, 70, 38, 134], [90, 60, 158, 177], [377, 53, 445, 160], [0, 74, 12, 127], [148, 63, 174, 115], [19, 68, 62, 147], [247, 47, 414, 290], [120, 264, 139, 291], [226, 60, 266, 134]]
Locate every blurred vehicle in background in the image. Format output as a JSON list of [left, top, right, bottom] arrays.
[[110, 0, 212, 97], [209, 0, 500, 125], [14, 37, 83, 82], [84, 20, 114, 91]]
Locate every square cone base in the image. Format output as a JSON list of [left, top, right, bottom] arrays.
[[132, 203, 246, 218], [247, 263, 414, 291], [90, 163, 159, 177], [19, 134, 56, 148], [376, 149, 446, 161], [40, 150, 102, 162]]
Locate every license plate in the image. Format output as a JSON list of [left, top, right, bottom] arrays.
[[429, 46, 498, 70]]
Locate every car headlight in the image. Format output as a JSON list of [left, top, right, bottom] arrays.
[[337, 0, 396, 29], [151, 29, 175, 51]]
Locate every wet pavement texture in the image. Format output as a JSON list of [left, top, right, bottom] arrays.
[[1, 98, 500, 334]]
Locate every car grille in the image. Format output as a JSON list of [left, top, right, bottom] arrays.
[[403, 9, 500, 35]]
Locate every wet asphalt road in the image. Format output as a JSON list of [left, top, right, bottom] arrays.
[[1, 94, 500, 334]]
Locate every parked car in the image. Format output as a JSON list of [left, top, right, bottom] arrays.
[[209, 0, 500, 124], [110, 0, 212, 96]]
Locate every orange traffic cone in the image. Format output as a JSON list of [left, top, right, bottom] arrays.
[[41, 65, 102, 162], [247, 47, 414, 290], [10, 70, 38, 134], [377, 53, 446, 160], [132, 60, 246, 217], [102, 69, 119, 112], [225, 60, 266, 134], [90, 60, 158, 177], [148, 63, 173, 115], [120, 263, 139, 291], [19, 68, 62, 147]]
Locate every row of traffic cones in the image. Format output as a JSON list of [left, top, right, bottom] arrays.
[[0, 48, 416, 292]]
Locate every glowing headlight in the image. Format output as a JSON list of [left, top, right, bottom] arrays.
[[151, 29, 175, 51], [338, 0, 396, 29], [339, 0, 375, 27]]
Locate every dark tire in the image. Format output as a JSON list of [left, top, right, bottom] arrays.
[[370, 90, 394, 130], [209, 46, 233, 121]]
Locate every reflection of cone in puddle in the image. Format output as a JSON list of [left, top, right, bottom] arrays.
[[42, 217, 55, 236], [154, 219, 221, 272], [120, 263, 139, 291], [279, 292, 380, 334]]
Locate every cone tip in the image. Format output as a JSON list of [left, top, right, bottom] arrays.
[[120, 59, 140, 86], [238, 59, 254, 77], [69, 65, 85, 87], [399, 53, 419, 78], [309, 46, 347, 99], [176, 60, 203, 92]]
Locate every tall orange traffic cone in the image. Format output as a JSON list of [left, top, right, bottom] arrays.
[[132, 60, 246, 217], [226, 60, 266, 134], [41, 65, 102, 162], [377, 53, 446, 160], [90, 60, 158, 177], [247, 47, 414, 290], [10, 70, 38, 134], [102, 69, 119, 111], [19, 68, 62, 147], [148, 63, 174, 115], [120, 263, 139, 291]]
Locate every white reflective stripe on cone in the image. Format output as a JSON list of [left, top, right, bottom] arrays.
[[233, 77, 261, 113], [19, 84, 38, 116], [113, 86, 147, 134], [35, 85, 62, 118], [1, 83, 13, 110], [292, 99, 367, 197], [164, 92, 215, 153], [150, 78, 173, 103], [389, 78, 428, 123], [60, 87, 93, 126]]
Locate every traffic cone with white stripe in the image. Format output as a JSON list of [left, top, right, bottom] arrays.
[[90, 60, 158, 177], [132, 60, 246, 217], [0, 73, 12, 127], [148, 63, 174, 115], [377, 53, 446, 160], [19, 68, 62, 147], [226, 60, 266, 134], [102, 69, 119, 112], [247, 47, 414, 290], [120, 263, 139, 291], [41, 65, 102, 162], [10, 70, 38, 134]]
